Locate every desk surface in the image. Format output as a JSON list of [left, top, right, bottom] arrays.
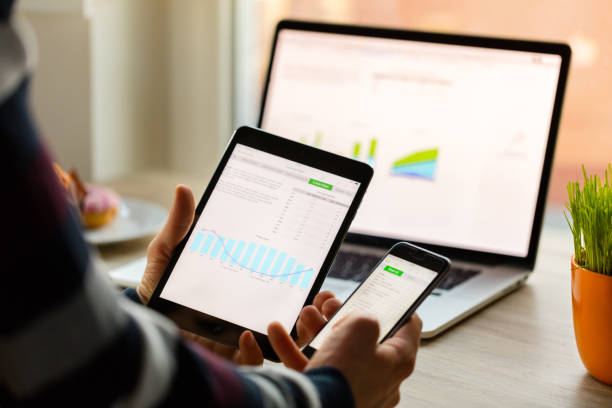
[[98, 170, 612, 407]]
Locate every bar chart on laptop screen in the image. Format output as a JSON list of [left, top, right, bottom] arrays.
[[161, 144, 359, 334]]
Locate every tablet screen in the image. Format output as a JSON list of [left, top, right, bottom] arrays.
[[160, 144, 361, 334]]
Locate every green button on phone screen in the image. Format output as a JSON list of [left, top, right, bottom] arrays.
[[384, 265, 404, 276]]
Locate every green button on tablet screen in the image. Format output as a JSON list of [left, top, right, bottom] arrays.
[[308, 178, 333, 190], [384, 265, 404, 276]]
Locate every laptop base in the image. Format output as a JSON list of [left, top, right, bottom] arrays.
[[419, 270, 529, 338], [326, 243, 530, 338]]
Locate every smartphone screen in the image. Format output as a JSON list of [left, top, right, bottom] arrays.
[[309, 252, 440, 349]]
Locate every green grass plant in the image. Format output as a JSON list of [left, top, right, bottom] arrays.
[[565, 164, 612, 275]]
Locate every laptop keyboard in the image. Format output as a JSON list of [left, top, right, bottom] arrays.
[[327, 250, 481, 291], [437, 267, 480, 290], [327, 251, 381, 282]]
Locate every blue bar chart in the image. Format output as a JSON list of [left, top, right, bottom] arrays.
[[188, 229, 315, 289]]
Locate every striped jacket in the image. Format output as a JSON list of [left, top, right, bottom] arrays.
[[0, 2, 353, 406]]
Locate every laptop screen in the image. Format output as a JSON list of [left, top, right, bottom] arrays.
[[260, 28, 563, 257]]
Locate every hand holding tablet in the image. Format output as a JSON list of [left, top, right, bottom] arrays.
[[148, 126, 372, 360]]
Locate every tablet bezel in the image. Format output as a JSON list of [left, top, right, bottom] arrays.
[[147, 126, 373, 361]]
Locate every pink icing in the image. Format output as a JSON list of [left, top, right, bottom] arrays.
[[82, 185, 120, 213]]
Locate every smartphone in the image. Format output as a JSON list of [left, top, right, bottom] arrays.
[[303, 242, 450, 357]]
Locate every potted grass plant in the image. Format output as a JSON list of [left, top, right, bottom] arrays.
[[565, 164, 612, 384]]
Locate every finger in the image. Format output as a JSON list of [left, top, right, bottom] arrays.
[[330, 313, 380, 351], [296, 306, 327, 346], [237, 331, 264, 366], [412, 313, 423, 333], [149, 185, 195, 258], [313, 291, 335, 312], [180, 328, 213, 346], [386, 315, 422, 346], [210, 343, 239, 361], [321, 297, 342, 319], [381, 390, 401, 408], [268, 322, 309, 371], [180, 329, 237, 361], [296, 320, 308, 346], [380, 316, 421, 377]]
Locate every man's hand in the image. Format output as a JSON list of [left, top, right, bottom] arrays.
[[269, 313, 422, 408], [309, 314, 422, 407], [296, 291, 341, 347], [137, 184, 342, 366], [137, 185, 195, 306], [181, 290, 341, 366], [137, 185, 260, 364]]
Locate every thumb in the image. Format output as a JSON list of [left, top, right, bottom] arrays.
[[327, 313, 379, 353], [149, 185, 195, 258]]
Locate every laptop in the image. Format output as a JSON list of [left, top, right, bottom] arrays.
[[258, 20, 570, 338]]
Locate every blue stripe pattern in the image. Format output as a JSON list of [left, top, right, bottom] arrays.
[[260, 249, 277, 275], [210, 236, 225, 258], [249, 245, 268, 271], [269, 253, 287, 277], [280, 258, 296, 282]]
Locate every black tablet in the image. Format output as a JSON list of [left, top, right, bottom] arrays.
[[148, 126, 373, 360]]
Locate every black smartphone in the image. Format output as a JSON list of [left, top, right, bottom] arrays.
[[303, 242, 450, 357]]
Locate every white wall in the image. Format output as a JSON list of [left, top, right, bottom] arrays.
[[18, 0, 233, 182], [167, 0, 232, 176], [92, 0, 169, 181], [22, 5, 93, 180]]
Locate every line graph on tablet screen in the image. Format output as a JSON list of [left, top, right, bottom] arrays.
[[188, 228, 315, 289]]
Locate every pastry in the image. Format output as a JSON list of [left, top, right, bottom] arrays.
[[80, 185, 120, 229], [53, 163, 120, 229]]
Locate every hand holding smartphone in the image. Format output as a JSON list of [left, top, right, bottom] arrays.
[[303, 242, 450, 357]]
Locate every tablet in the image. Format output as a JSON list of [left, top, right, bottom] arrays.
[[148, 126, 373, 360]]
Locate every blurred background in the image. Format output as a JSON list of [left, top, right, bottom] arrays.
[[18, 0, 611, 208]]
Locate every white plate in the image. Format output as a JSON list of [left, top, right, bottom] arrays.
[[84, 197, 167, 245]]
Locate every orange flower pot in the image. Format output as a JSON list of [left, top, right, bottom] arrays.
[[571, 257, 612, 384]]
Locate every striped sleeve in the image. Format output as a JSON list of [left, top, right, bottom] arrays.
[[0, 9, 354, 408]]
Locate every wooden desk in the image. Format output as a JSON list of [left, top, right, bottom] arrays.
[[98, 171, 612, 407]]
